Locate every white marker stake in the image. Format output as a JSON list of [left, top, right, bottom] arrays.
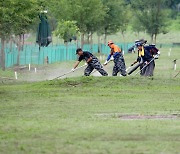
[[174, 64, 177, 70], [29, 64, 31, 71], [15, 72, 18, 80], [168, 48, 171, 57], [35, 68, 37, 73], [168, 52, 171, 57]]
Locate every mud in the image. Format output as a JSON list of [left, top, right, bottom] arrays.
[[119, 114, 179, 120], [95, 113, 180, 120]]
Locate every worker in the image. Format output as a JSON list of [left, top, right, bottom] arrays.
[[134, 41, 160, 76], [72, 48, 108, 76], [104, 40, 126, 76]]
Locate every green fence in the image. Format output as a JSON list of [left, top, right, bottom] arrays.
[[1, 43, 135, 68], [2, 42, 174, 68], [4, 44, 78, 68]]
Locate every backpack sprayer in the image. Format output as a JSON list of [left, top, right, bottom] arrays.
[[134, 54, 159, 76]]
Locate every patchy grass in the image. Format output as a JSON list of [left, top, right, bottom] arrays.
[[0, 47, 180, 154], [0, 76, 180, 154]]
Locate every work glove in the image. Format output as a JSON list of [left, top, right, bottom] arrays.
[[71, 68, 75, 72], [144, 61, 149, 65], [156, 51, 160, 59], [103, 60, 108, 66], [154, 51, 160, 59], [110, 56, 114, 61]]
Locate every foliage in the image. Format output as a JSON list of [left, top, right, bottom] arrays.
[[131, 17, 145, 34], [54, 20, 79, 42], [169, 14, 180, 31], [0, 0, 39, 37], [50, 0, 106, 34], [99, 0, 128, 35], [12, 0, 39, 35], [0, 0, 14, 38], [0, 0, 41, 70], [118, 5, 131, 38], [131, 0, 170, 43]]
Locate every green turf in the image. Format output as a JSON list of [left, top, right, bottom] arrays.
[[0, 47, 180, 154], [28, 30, 180, 45]]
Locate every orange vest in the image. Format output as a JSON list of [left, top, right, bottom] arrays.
[[110, 44, 121, 54]]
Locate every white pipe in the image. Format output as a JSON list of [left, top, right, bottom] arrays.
[[168, 52, 171, 57], [15, 72, 18, 80], [168, 48, 171, 57], [29, 64, 31, 71], [174, 64, 177, 70]]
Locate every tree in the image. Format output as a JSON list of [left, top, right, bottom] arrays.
[[0, 0, 14, 70], [50, 0, 106, 47], [54, 20, 79, 43], [131, 0, 169, 43], [99, 0, 130, 44], [12, 0, 39, 65], [54, 20, 79, 59], [118, 5, 131, 43], [131, 17, 145, 38], [0, 0, 39, 70]]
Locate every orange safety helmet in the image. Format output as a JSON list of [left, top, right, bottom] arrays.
[[107, 40, 114, 46]]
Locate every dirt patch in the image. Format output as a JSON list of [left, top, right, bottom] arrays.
[[119, 114, 179, 120], [95, 113, 180, 120]]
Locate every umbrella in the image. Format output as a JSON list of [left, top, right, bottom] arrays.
[[36, 14, 52, 49]]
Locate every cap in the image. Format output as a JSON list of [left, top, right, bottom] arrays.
[[76, 48, 82, 54], [108, 40, 114, 46], [135, 41, 143, 47]]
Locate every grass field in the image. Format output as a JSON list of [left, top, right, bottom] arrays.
[[27, 30, 180, 45], [0, 47, 180, 154]]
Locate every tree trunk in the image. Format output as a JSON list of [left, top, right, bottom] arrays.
[[104, 33, 107, 45], [137, 32, 140, 38], [22, 34, 25, 51], [104, 28, 107, 45], [154, 0, 161, 44], [76, 39, 79, 48], [90, 33, 93, 52], [81, 33, 85, 48], [151, 34, 154, 44], [10, 37, 13, 53], [98, 35, 100, 53], [154, 34, 157, 44], [17, 35, 22, 66], [87, 33, 90, 44], [0, 38, 6, 71]]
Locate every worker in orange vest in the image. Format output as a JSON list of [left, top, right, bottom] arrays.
[[104, 40, 127, 76]]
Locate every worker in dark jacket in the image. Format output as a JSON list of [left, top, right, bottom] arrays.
[[134, 42, 160, 76], [72, 48, 108, 76]]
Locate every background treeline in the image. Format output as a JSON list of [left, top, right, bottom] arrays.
[[0, 0, 180, 70]]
